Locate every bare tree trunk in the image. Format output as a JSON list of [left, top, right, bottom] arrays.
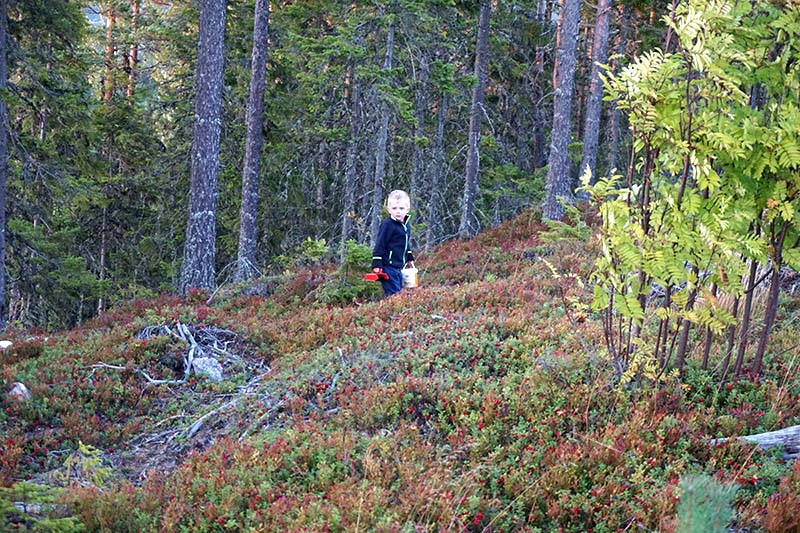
[[426, 92, 447, 246], [180, 0, 226, 293], [127, 0, 139, 99], [752, 220, 789, 375], [530, 48, 548, 169], [410, 54, 429, 224], [37, 58, 51, 141], [578, 0, 612, 190], [701, 284, 718, 370], [235, 0, 270, 282], [98, 2, 120, 314], [735, 257, 759, 375], [603, 4, 629, 176], [458, 0, 491, 238], [542, 0, 581, 220], [655, 287, 672, 368], [314, 140, 327, 230], [340, 63, 361, 258], [0, 0, 8, 327], [370, 22, 395, 242], [103, 4, 116, 103], [663, 0, 681, 53], [97, 207, 107, 315], [720, 296, 740, 380], [712, 424, 800, 460]]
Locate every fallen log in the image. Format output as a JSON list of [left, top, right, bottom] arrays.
[[712, 424, 800, 460]]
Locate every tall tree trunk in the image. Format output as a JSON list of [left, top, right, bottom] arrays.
[[426, 92, 447, 246], [98, 3, 119, 312], [314, 140, 327, 231], [603, 4, 629, 176], [235, 0, 270, 282], [370, 22, 395, 242], [675, 272, 701, 371], [734, 257, 760, 375], [340, 62, 361, 257], [180, 0, 226, 294], [578, 0, 612, 190], [97, 207, 107, 315], [458, 0, 491, 238], [103, 5, 116, 102], [752, 221, 789, 376], [720, 296, 740, 379], [0, 0, 7, 328], [127, 0, 139, 99], [542, 0, 581, 220], [38, 58, 51, 141], [410, 54, 429, 223], [663, 0, 681, 53], [701, 284, 718, 370], [529, 48, 547, 168]]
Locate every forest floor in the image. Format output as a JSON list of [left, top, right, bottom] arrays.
[[3, 209, 800, 531]]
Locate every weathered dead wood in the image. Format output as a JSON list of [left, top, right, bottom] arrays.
[[88, 362, 184, 386], [712, 424, 800, 460]]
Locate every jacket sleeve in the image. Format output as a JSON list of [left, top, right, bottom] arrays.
[[372, 221, 388, 269]]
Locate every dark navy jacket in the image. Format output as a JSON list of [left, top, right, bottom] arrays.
[[372, 216, 414, 270]]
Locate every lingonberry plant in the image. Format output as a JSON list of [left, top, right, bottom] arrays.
[[0, 205, 797, 531]]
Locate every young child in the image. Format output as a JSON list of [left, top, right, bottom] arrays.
[[372, 190, 416, 297]]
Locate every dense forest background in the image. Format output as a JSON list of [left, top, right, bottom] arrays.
[[0, 0, 671, 330], [4, 2, 800, 530]]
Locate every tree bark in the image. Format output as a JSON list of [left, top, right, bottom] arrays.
[[340, 62, 361, 257], [735, 257, 759, 375], [578, 0, 612, 190], [103, 4, 116, 103], [720, 296, 740, 380], [712, 424, 800, 460], [458, 0, 491, 239], [97, 207, 107, 315], [528, 48, 547, 169], [127, 0, 139, 99], [752, 220, 789, 375], [603, 4, 629, 176], [542, 0, 581, 220], [370, 22, 395, 242], [0, 0, 8, 327], [410, 53, 429, 225], [235, 0, 270, 282], [180, 0, 226, 294], [426, 92, 447, 247]]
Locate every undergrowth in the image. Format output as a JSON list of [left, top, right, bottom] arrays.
[[1, 210, 799, 531]]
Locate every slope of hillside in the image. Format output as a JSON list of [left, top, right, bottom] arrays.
[[2, 211, 800, 532]]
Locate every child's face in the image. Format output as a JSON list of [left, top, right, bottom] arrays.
[[387, 197, 410, 221]]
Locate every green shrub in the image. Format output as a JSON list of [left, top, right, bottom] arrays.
[[677, 474, 737, 533], [316, 240, 381, 304], [0, 482, 83, 532]]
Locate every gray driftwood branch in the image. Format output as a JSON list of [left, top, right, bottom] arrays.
[[712, 424, 800, 460]]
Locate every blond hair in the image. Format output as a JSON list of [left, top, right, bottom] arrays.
[[387, 190, 410, 205]]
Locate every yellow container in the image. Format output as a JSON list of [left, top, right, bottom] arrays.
[[401, 267, 419, 288]]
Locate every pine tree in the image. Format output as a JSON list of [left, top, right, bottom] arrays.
[[235, 0, 270, 282], [0, 0, 7, 328], [180, 0, 227, 294], [458, 0, 491, 238], [542, 0, 581, 221]]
